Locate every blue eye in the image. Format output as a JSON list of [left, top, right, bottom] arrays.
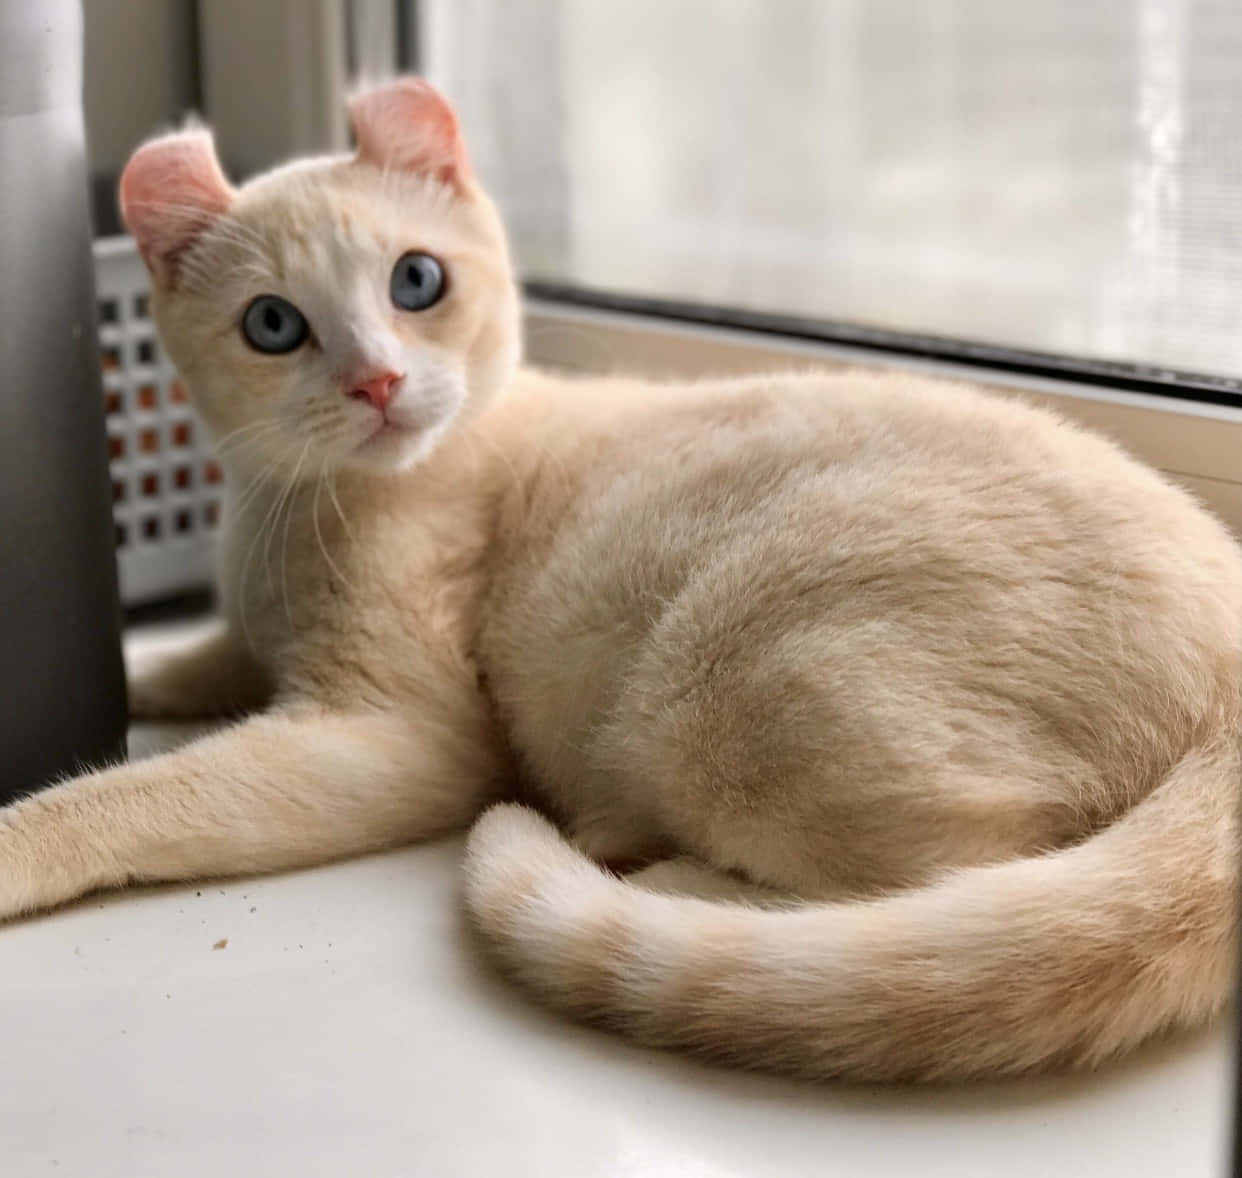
[[241, 295, 309, 354], [390, 252, 445, 311]]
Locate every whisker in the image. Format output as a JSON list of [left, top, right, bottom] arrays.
[[235, 440, 298, 653], [262, 446, 305, 600], [211, 419, 281, 453], [279, 442, 312, 627], [312, 460, 357, 593], [214, 426, 284, 470], [228, 444, 287, 520], [327, 467, 356, 546]]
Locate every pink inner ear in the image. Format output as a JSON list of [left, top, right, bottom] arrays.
[[349, 78, 472, 186], [119, 131, 231, 273]]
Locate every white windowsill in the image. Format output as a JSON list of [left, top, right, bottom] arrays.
[[0, 618, 1232, 1177]]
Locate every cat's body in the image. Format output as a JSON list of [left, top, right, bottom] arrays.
[[2, 79, 1238, 1083], [480, 369, 1241, 891]]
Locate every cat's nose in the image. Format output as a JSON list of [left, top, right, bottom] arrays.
[[347, 369, 402, 411]]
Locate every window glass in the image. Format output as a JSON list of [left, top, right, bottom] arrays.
[[425, 0, 1242, 382]]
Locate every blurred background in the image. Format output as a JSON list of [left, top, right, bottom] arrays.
[[86, 0, 1242, 386]]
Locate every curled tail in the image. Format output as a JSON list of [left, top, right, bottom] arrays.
[[462, 742, 1238, 1082]]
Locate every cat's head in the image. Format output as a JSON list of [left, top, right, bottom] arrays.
[[119, 78, 520, 477]]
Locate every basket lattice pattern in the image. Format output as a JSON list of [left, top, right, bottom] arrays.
[[95, 237, 220, 605]]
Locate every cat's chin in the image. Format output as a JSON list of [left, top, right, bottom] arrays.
[[340, 418, 451, 475]]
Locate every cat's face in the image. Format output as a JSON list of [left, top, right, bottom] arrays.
[[119, 79, 520, 477]]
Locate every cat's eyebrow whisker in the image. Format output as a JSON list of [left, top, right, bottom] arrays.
[[178, 251, 270, 293], [137, 203, 270, 262], [156, 203, 267, 251], [202, 233, 267, 264], [131, 205, 272, 286]]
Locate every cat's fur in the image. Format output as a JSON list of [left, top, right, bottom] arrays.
[[2, 78, 1238, 1083]]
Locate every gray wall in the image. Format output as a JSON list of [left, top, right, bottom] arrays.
[[83, 0, 198, 174], [83, 0, 398, 207], [83, 0, 198, 232]]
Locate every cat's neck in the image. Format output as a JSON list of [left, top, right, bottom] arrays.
[[215, 423, 500, 666]]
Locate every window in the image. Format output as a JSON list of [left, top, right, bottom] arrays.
[[423, 0, 1242, 397]]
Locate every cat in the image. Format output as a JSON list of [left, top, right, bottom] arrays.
[[1, 77, 1238, 1084]]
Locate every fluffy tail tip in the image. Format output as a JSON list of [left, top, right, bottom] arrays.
[[463, 802, 603, 932]]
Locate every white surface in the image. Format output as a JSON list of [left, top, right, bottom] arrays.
[[0, 630, 1235, 1177]]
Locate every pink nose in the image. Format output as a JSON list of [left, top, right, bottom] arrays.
[[347, 370, 402, 411]]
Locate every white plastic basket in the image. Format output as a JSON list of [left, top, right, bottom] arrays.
[[94, 236, 221, 606]]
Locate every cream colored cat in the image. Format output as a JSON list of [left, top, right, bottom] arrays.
[[2, 78, 1238, 1083]]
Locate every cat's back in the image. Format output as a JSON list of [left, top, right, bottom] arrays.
[[485, 365, 1239, 621]]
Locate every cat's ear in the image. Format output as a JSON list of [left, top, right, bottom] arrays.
[[119, 127, 233, 282], [348, 78, 471, 187]]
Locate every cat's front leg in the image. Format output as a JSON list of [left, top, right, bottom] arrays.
[[0, 705, 504, 921], [126, 621, 273, 719]]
